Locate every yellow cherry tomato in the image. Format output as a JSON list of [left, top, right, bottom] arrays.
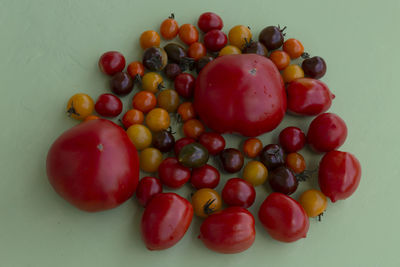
[[142, 72, 164, 93], [139, 147, 163, 173], [145, 108, 170, 132], [191, 188, 222, 218], [282, 64, 304, 83], [299, 189, 327, 218], [66, 93, 94, 120], [126, 124, 152, 150], [157, 89, 180, 112], [242, 160, 268, 186], [228, 25, 252, 49], [219, 45, 242, 56]]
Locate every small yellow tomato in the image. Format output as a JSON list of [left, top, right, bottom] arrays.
[[282, 64, 304, 83], [228, 25, 252, 49], [157, 89, 180, 113], [299, 189, 327, 218], [66, 93, 94, 120], [191, 188, 222, 218], [242, 160, 268, 186], [139, 148, 163, 173], [219, 45, 242, 56], [145, 108, 170, 132], [126, 124, 152, 150], [141, 72, 164, 93]]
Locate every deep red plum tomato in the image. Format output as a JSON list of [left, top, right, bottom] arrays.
[[98, 51, 126, 76], [318, 150, 361, 202], [198, 132, 226, 155], [141, 193, 193, 250], [197, 12, 223, 32], [279, 126, 306, 153], [95, 93, 123, 117], [191, 164, 220, 189], [222, 178, 256, 208], [258, 192, 309, 242], [135, 177, 162, 207], [158, 157, 191, 188]]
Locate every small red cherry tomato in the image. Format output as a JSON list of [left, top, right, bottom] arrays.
[[198, 132, 226, 155], [258, 192, 309, 243], [174, 137, 196, 156], [279, 126, 306, 153], [188, 42, 207, 61], [282, 38, 304, 59], [141, 193, 193, 250], [98, 51, 126, 76], [197, 12, 224, 32], [191, 164, 220, 189], [178, 24, 199, 45], [204, 30, 228, 52], [222, 178, 256, 208], [307, 113, 347, 152], [121, 109, 144, 128], [95, 93, 123, 117], [287, 78, 335, 116], [174, 73, 195, 98], [135, 177, 162, 207], [158, 157, 191, 188], [199, 207, 255, 254], [318, 150, 361, 202]]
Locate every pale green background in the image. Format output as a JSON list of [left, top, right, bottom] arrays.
[[1, 0, 399, 266]]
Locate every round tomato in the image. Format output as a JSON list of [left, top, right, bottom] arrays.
[[198, 132, 226, 155], [222, 178, 256, 208], [135, 176, 162, 207], [287, 78, 335, 116], [318, 150, 361, 202], [199, 207, 255, 254], [174, 73, 195, 99], [158, 157, 191, 189], [190, 164, 220, 189], [46, 119, 139, 212], [258, 192, 309, 242], [279, 126, 306, 153], [141, 193, 193, 250], [174, 137, 196, 156], [197, 12, 223, 32], [95, 93, 123, 117], [191, 188, 222, 218], [194, 54, 286, 137]]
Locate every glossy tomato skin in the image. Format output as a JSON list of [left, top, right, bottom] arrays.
[[141, 193, 193, 250], [174, 73, 196, 99], [307, 113, 348, 152], [95, 94, 123, 117], [198, 12, 223, 32], [287, 78, 335, 116], [98, 51, 126, 76], [174, 137, 196, 156], [194, 54, 286, 137], [46, 119, 139, 212], [158, 157, 191, 188], [198, 132, 226, 155], [191, 164, 220, 189], [135, 177, 162, 207], [318, 151, 361, 202], [279, 127, 306, 153], [199, 207, 255, 254], [222, 178, 256, 208], [204, 30, 228, 52], [258, 193, 309, 242]]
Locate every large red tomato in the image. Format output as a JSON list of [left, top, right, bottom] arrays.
[[141, 193, 193, 250], [258, 192, 309, 243], [46, 119, 139, 212], [318, 150, 361, 202], [194, 54, 286, 137], [199, 207, 255, 254]]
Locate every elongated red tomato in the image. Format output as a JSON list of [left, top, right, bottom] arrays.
[[258, 193, 309, 242], [46, 119, 139, 212], [318, 150, 361, 202], [141, 193, 193, 250], [199, 207, 255, 254], [194, 54, 286, 137]]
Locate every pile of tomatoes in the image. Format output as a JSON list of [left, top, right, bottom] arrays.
[[47, 12, 361, 254]]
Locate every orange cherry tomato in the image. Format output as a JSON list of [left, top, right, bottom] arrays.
[[269, 50, 291, 70], [177, 102, 196, 122], [183, 119, 205, 139], [299, 189, 327, 218], [285, 152, 306, 174], [83, 115, 99, 122], [122, 109, 144, 128], [283, 38, 304, 59], [282, 64, 304, 83], [178, 24, 199, 45], [132, 91, 157, 113], [145, 108, 170, 132], [140, 30, 161, 50], [127, 61, 145, 79], [160, 14, 179, 40], [191, 188, 222, 218], [243, 138, 263, 158], [187, 42, 207, 61]]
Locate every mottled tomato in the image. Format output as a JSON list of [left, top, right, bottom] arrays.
[[141, 193, 193, 250], [135, 177, 162, 207], [191, 164, 220, 189], [194, 54, 286, 137], [158, 157, 191, 188], [222, 178, 256, 208], [307, 113, 348, 152], [198, 132, 226, 155], [318, 151, 361, 202], [199, 207, 255, 254], [258, 193, 309, 242], [174, 137, 196, 156], [46, 119, 139, 212], [287, 78, 335, 116]]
